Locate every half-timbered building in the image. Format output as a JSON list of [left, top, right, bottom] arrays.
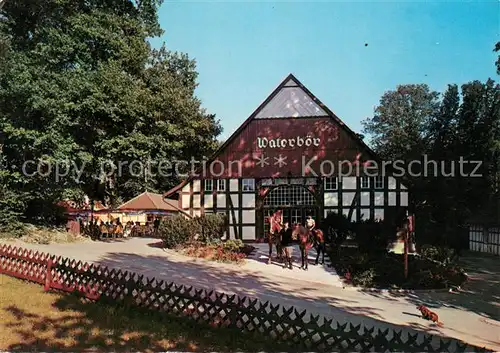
[[164, 74, 410, 241]]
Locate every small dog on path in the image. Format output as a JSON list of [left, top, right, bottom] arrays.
[[416, 305, 443, 327]]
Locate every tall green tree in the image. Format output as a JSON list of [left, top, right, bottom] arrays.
[[362, 84, 440, 217], [363, 79, 500, 247], [362, 84, 439, 161], [424, 85, 460, 245], [0, 0, 221, 227], [454, 79, 500, 222], [495, 42, 500, 75]]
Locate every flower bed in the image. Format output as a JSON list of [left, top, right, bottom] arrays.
[[329, 247, 468, 290], [178, 240, 255, 264]]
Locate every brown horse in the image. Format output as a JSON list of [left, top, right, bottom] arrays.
[[292, 224, 315, 270], [267, 210, 283, 264]]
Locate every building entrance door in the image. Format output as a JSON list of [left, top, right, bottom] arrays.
[[261, 185, 318, 237]]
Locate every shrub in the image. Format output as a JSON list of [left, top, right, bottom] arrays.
[[0, 222, 26, 238], [193, 213, 227, 244], [353, 220, 397, 254], [223, 239, 244, 252], [420, 244, 457, 264], [159, 214, 227, 249], [181, 243, 247, 264], [328, 246, 468, 290], [321, 212, 353, 246], [158, 215, 198, 249], [352, 268, 376, 287]]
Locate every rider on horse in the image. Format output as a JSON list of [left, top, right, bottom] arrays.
[[306, 215, 316, 232], [306, 215, 325, 265]]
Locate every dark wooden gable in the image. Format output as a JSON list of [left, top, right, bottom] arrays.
[[165, 74, 381, 195]]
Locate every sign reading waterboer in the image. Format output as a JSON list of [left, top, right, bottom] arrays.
[[257, 136, 321, 149]]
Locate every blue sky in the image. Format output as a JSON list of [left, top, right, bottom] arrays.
[[151, 1, 499, 142]]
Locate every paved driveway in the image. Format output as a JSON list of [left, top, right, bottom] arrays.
[[2, 238, 499, 350]]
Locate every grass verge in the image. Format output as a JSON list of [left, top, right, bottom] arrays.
[[0, 274, 293, 352]]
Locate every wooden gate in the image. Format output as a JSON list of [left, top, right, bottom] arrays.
[[469, 224, 500, 256]]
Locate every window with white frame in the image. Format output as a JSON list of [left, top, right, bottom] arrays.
[[374, 176, 384, 189], [291, 209, 301, 225], [242, 178, 255, 191], [324, 177, 338, 191], [204, 179, 213, 192], [361, 176, 370, 189], [217, 179, 226, 191]]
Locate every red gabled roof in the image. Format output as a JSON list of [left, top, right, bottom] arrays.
[[164, 73, 384, 198], [118, 191, 180, 211]]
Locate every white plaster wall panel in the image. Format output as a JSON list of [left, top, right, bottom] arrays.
[[342, 192, 355, 206], [230, 179, 239, 192], [204, 195, 213, 208], [359, 209, 370, 220], [342, 177, 356, 189], [360, 192, 370, 206], [230, 195, 239, 208], [216, 194, 226, 208], [242, 210, 255, 224], [374, 192, 384, 206], [242, 226, 256, 240], [388, 192, 396, 206], [181, 194, 190, 209], [182, 183, 190, 193], [400, 192, 408, 206], [229, 227, 235, 240], [230, 212, 239, 224], [401, 183, 407, 190], [374, 209, 384, 221], [388, 177, 397, 190], [242, 194, 255, 208], [193, 194, 200, 208], [193, 210, 201, 217], [192, 180, 200, 192], [324, 192, 339, 207]]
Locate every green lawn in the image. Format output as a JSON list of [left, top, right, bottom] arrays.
[[0, 274, 293, 352]]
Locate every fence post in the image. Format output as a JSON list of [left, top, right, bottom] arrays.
[[44, 258, 53, 291], [482, 225, 489, 253]]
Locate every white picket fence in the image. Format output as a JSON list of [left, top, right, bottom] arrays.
[[468, 224, 500, 256]]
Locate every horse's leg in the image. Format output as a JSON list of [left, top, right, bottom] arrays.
[[304, 249, 309, 270], [268, 236, 272, 264], [315, 246, 320, 265], [300, 246, 305, 270], [321, 244, 325, 264], [287, 248, 293, 269]]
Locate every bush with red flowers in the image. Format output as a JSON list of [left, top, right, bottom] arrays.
[[179, 239, 254, 264]]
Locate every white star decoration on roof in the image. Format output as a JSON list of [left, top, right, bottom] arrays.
[[254, 153, 269, 168], [274, 154, 287, 167]]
